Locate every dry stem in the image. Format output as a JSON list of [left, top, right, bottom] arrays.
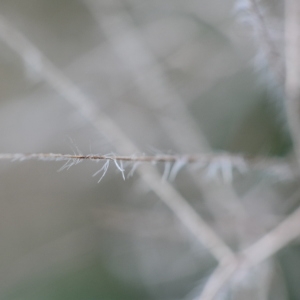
[[0, 152, 293, 179]]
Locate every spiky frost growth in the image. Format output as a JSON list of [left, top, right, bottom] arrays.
[[0, 152, 294, 182]]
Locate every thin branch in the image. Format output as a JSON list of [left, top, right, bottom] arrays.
[[197, 258, 239, 300], [0, 152, 294, 179], [0, 16, 233, 264], [242, 202, 300, 267]]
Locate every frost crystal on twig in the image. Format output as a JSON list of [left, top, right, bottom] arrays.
[[169, 157, 187, 181], [0, 152, 294, 182], [93, 160, 110, 182], [162, 161, 172, 181], [113, 159, 125, 180]]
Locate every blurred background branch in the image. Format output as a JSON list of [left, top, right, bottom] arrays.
[[0, 1, 298, 300]]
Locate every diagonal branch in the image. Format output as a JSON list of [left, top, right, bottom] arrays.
[[199, 192, 300, 300], [242, 202, 300, 267], [0, 16, 233, 264]]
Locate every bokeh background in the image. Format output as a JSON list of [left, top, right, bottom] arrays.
[[0, 0, 298, 299]]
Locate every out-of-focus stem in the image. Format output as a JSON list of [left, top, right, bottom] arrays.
[[285, 0, 300, 164]]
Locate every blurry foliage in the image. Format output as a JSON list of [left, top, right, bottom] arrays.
[[0, 0, 298, 300]]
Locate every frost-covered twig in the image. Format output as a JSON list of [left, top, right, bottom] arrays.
[[0, 16, 234, 264], [0, 152, 294, 180]]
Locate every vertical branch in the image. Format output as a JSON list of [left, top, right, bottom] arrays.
[[285, 0, 300, 164]]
